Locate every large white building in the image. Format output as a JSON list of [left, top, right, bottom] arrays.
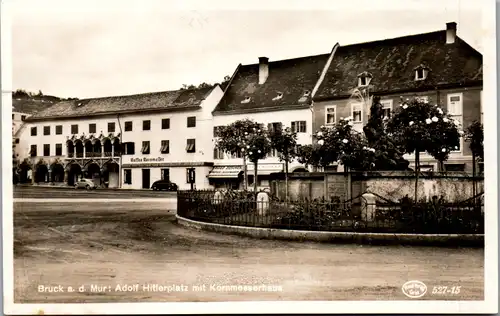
[[17, 86, 223, 190]]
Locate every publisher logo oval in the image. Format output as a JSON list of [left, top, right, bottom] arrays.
[[402, 280, 427, 298]]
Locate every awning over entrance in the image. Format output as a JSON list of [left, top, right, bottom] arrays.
[[247, 163, 284, 175], [208, 166, 242, 178]]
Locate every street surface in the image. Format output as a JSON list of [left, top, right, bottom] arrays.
[[13, 186, 484, 303]]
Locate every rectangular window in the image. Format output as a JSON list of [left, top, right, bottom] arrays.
[[21, 115, 26, 121], [55, 125, 62, 135], [291, 121, 306, 133], [43, 126, 50, 136], [325, 106, 336, 126], [186, 139, 196, 153], [108, 122, 115, 133], [161, 169, 170, 182], [186, 168, 196, 183], [213, 147, 224, 159], [447, 93, 463, 152], [351, 103, 363, 123], [124, 121, 133, 132], [43, 144, 50, 156], [123, 142, 135, 155], [162, 118, 170, 130], [124, 169, 132, 184], [143, 120, 151, 131], [31, 127, 37, 136], [15, 138, 19, 144], [12, 114, 14, 120], [55, 143, 62, 156], [30, 145, 37, 157], [267, 122, 283, 133], [89, 123, 96, 134], [71, 124, 78, 134], [187, 116, 196, 128], [380, 100, 393, 119], [160, 140, 170, 154], [141, 141, 150, 154]]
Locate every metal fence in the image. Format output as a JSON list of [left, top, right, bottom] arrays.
[[177, 190, 484, 234]]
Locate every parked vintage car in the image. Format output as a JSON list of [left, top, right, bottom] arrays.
[[151, 180, 178, 191], [74, 178, 98, 190]]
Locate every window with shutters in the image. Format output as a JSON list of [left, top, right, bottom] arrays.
[[124, 169, 132, 184], [141, 141, 150, 154], [325, 106, 336, 126], [186, 139, 196, 153], [125, 121, 133, 132], [43, 144, 50, 156], [291, 121, 306, 133], [447, 93, 463, 152], [160, 140, 170, 154], [162, 118, 170, 130], [55, 143, 62, 156]]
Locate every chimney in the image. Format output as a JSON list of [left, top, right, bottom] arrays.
[[446, 22, 457, 44], [258, 57, 269, 84]]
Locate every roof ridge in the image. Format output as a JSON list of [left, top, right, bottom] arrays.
[[338, 30, 444, 49], [240, 52, 330, 67]]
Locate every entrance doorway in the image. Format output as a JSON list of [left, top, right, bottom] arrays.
[[142, 169, 150, 189]]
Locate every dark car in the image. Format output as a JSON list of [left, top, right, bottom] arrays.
[[151, 180, 178, 191]]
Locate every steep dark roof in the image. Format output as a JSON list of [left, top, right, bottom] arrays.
[[27, 87, 214, 121], [213, 54, 331, 114], [314, 31, 483, 100]]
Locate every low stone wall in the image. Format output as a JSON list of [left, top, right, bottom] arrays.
[[176, 214, 484, 247], [271, 171, 484, 201]]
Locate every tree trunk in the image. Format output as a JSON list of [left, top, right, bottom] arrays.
[[253, 161, 258, 193], [285, 159, 289, 201], [414, 149, 420, 202], [472, 152, 476, 199], [347, 167, 352, 201], [242, 156, 248, 190]]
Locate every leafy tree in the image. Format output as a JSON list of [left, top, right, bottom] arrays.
[[363, 96, 409, 170], [12, 89, 30, 99], [215, 119, 270, 192], [465, 120, 484, 164], [387, 97, 461, 200], [269, 126, 298, 200]]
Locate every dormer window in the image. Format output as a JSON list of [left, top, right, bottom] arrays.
[[357, 71, 372, 87], [272, 92, 283, 101], [298, 90, 311, 103], [303, 90, 311, 97], [414, 64, 430, 81], [241, 96, 251, 104]]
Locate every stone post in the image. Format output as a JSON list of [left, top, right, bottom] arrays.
[[73, 147, 76, 157], [361, 192, 377, 222], [83, 146, 86, 158], [101, 144, 104, 158], [256, 191, 270, 216]]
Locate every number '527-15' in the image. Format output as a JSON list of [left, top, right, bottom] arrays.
[[432, 286, 461, 295]]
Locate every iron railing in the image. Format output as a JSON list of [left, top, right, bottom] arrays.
[[177, 190, 484, 234]]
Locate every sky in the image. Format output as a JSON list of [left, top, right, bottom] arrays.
[[9, 0, 483, 99]]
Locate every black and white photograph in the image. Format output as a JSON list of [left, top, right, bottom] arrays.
[[2, 0, 498, 314]]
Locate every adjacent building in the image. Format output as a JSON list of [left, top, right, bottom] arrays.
[[312, 22, 483, 173], [209, 50, 337, 189], [17, 86, 224, 189]]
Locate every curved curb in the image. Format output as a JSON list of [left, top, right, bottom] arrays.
[[176, 215, 484, 247]]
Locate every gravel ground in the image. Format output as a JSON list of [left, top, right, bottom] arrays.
[[13, 192, 484, 303]]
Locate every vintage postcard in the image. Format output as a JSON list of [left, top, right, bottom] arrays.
[[2, 0, 498, 314]]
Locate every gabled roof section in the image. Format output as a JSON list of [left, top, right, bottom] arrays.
[[27, 86, 214, 121], [213, 53, 331, 114], [314, 30, 483, 100]]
